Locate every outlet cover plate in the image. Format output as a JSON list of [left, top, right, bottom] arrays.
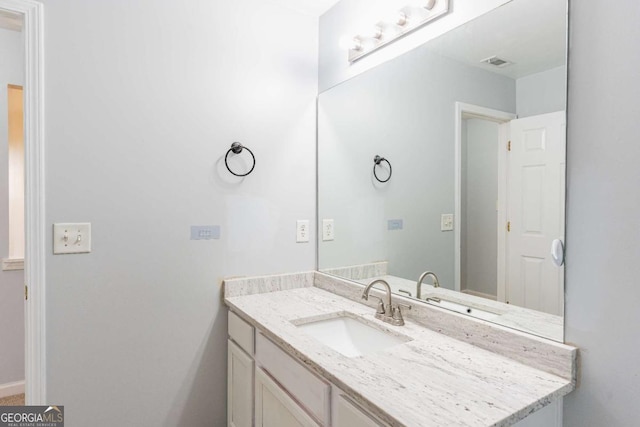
[[296, 220, 310, 243], [441, 214, 454, 231], [322, 219, 335, 241]]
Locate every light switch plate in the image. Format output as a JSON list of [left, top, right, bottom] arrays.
[[441, 214, 454, 231], [296, 220, 310, 243], [322, 219, 334, 241], [53, 223, 92, 254]]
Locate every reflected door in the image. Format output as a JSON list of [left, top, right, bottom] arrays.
[[507, 111, 565, 316]]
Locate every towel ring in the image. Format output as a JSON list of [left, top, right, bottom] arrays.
[[373, 155, 392, 183], [225, 142, 256, 177]]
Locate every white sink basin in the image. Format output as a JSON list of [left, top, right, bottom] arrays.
[[295, 313, 411, 358], [425, 298, 500, 321]]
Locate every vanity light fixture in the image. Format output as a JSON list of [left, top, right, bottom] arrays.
[[346, 0, 449, 63]]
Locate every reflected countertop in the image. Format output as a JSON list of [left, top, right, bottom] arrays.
[[354, 275, 564, 342]]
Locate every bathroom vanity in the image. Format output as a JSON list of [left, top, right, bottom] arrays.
[[224, 272, 576, 427], [225, 1, 575, 425]]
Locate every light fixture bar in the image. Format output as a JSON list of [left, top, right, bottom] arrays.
[[348, 0, 450, 63]]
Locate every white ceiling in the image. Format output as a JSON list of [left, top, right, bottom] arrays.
[[0, 9, 22, 32], [264, 0, 342, 17], [424, 0, 567, 79]]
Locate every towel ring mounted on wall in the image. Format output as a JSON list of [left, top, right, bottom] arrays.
[[225, 142, 256, 177], [373, 155, 392, 183]]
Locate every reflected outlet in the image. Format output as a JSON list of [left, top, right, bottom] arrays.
[[441, 214, 454, 231], [322, 219, 334, 241]]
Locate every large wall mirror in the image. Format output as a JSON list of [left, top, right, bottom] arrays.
[[318, 0, 567, 341]]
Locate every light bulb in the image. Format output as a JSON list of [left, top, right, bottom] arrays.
[[396, 12, 408, 27], [372, 26, 383, 40]]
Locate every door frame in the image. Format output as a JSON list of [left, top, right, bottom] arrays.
[[0, 0, 45, 404], [454, 102, 516, 300]]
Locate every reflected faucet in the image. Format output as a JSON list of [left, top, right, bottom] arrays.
[[362, 279, 411, 326], [416, 271, 440, 299]]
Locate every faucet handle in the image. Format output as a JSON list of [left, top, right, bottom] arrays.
[[398, 289, 412, 297], [396, 302, 412, 310], [392, 303, 412, 323], [366, 295, 386, 315]]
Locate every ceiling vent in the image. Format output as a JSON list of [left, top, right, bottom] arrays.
[[482, 56, 512, 67]]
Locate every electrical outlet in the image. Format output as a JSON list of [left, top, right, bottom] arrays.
[[441, 214, 454, 231], [322, 219, 335, 241], [53, 223, 92, 254], [296, 220, 310, 243]]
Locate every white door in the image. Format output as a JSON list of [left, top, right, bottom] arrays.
[[255, 368, 319, 427], [507, 111, 565, 316]]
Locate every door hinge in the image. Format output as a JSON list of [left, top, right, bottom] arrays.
[[25, 285, 28, 300], [507, 221, 511, 232], [508, 140, 511, 151]]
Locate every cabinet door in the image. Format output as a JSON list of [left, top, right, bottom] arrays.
[[228, 340, 254, 427], [255, 368, 320, 427], [335, 395, 387, 427]]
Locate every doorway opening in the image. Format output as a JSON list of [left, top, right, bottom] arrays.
[[0, 13, 25, 406], [0, 0, 45, 405], [455, 102, 565, 316]]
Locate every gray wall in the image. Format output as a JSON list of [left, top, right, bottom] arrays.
[[461, 118, 499, 297], [0, 26, 24, 387], [563, 0, 640, 425], [516, 66, 567, 118], [41, 0, 317, 425], [318, 47, 515, 290]]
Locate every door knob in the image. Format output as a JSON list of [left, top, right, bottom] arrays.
[[551, 239, 565, 267]]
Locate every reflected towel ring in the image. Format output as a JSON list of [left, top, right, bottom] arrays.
[[225, 142, 256, 177], [373, 155, 392, 183]]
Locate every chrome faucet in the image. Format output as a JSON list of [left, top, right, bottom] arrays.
[[362, 279, 411, 326], [416, 271, 440, 299]]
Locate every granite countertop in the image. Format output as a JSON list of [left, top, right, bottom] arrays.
[[225, 285, 573, 427], [355, 275, 564, 341]]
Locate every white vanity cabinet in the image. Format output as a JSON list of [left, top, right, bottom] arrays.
[[228, 310, 377, 427], [228, 311, 327, 427], [227, 309, 558, 427]]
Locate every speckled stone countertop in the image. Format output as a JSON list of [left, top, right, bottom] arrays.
[[224, 279, 575, 427], [354, 275, 564, 342]]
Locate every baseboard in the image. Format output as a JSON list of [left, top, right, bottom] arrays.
[[0, 380, 25, 398]]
